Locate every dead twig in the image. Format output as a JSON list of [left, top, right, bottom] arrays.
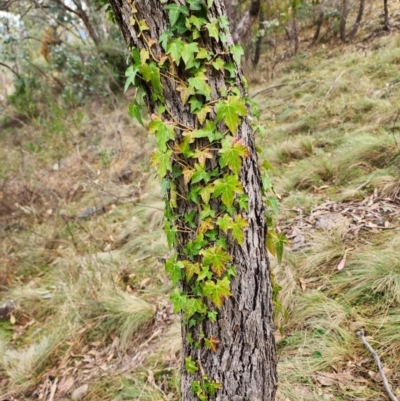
[[325, 70, 345, 98], [356, 329, 399, 401]]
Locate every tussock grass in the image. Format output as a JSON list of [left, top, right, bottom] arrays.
[[1, 335, 60, 389]]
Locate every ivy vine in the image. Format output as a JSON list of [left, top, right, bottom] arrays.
[[123, 0, 286, 398]]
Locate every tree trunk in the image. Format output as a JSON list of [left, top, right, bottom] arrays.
[[340, 0, 348, 43], [383, 0, 390, 31], [349, 0, 365, 40], [107, 1, 278, 401], [312, 10, 324, 44], [224, 0, 239, 31], [232, 0, 261, 44]]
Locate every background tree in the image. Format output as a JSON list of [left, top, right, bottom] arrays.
[[106, 1, 278, 400]]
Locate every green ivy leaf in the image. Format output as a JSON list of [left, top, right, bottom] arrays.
[[188, 70, 211, 100], [176, 83, 195, 105], [165, 258, 183, 285], [216, 213, 233, 233], [165, 4, 188, 27], [231, 215, 248, 245], [150, 149, 172, 177], [197, 264, 213, 281], [267, 196, 279, 216], [237, 194, 249, 211], [199, 185, 214, 204], [199, 204, 215, 221], [200, 246, 231, 277], [186, 0, 203, 10], [212, 57, 225, 72], [159, 30, 173, 50], [191, 163, 211, 184], [196, 47, 210, 60], [163, 219, 177, 249], [216, 96, 247, 134], [205, 19, 219, 40], [185, 298, 206, 319], [230, 44, 244, 66], [182, 41, 199, 69], [202, 277, 232, 308], [213, 174, 244, 208], [166, 38, 184, 64], [148, 117, 175, 152], [140, 62, 163, 99], [183, 260, 201, 281], [193, 120, 222, 142], [185, 356, 199, 373], [124, 64, 140, 93], [219, 137, 250, 174], [188, 96, 203, 113], [170, 289, 187, 313], [185, 233, 207, 257], [128, 101, 144, 126], [207, 310, 218, 322]]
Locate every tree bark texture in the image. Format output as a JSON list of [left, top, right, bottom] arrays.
[[224, 0, 239, 31], [312, 10, 324, 44], [107, 1, 278, 401], [232, 0, 261, 44]]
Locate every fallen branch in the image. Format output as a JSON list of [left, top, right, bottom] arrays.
[[356, 329, 399, 401]]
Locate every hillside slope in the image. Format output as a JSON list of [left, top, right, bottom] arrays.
[[1, 16, 400, 401]]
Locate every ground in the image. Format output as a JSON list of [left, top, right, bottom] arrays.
[[1, 3, 400, 400]]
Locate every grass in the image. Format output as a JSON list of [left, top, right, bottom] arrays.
[[2, 2, 400, 400]]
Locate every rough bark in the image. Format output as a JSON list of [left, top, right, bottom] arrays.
[[224, 0, 239, 30], [349, 0, 365, 40], [107, 1, 277, 401], [232, 0, 261, 44], [340, 0, 348, 43]]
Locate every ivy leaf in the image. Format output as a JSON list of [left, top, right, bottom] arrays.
[[186, 0, 203, 10], [182, 41, 199, 69], [189, 96, 203, 113], [124, 65, 140, 93], [204, 336, 219, 352], [170, 289, 187, 313], [218, 15, 230, 31], [193, 120, 221, 142], [195, 105, 211, 124], [166, 38, 184, 64], [182, 260, 201, 281], [212, 57, 225, 72], [176, 83, 195, 104], [185, 298, 206, 319], [148, 117, 175, 152], [216, 213, 233, 233], [140, 62, 163, 99], [207, 0, 213, 8], [207, 310, 218, 322], [199, 218, 214, 234], [128, 101, 144, 126], [275, 232, 287, 265], [237, 194, 249, 211], [263, 159, 274, 171], [165, 4, 188, 27], [138, 19, 149, 31], [219, 137, 250, 174], [191, 163, 211, 184], [191, 148, 213, 167], [165, 258, 183, 285], [206, 19, 219, 40], [200, 246, 231, 277], [188, 70, 211, 100], [267, 196, 279, 216], [199, 185, 214, 204], [197, 264, 212, 281], [151, 149, 172, 177], [185, 356, 199, 373], [230, 44, 244, 66], [159, 30, 173, 50], [202, 277, 232, 308], [163, 219, 177, 249], [216, 96, 247, 134], [196, 47, 210, 60], [199, 204, 216, 221], [213, 174, 244, 208], [182, 167, 195, 185], [231, 215, 248, 245]]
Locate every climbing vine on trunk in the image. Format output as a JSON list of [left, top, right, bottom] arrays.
[[108, 0, 283, 400]]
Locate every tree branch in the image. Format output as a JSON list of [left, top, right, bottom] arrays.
[[0, 62, 21, 79], [356, 329, 399, 401]]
